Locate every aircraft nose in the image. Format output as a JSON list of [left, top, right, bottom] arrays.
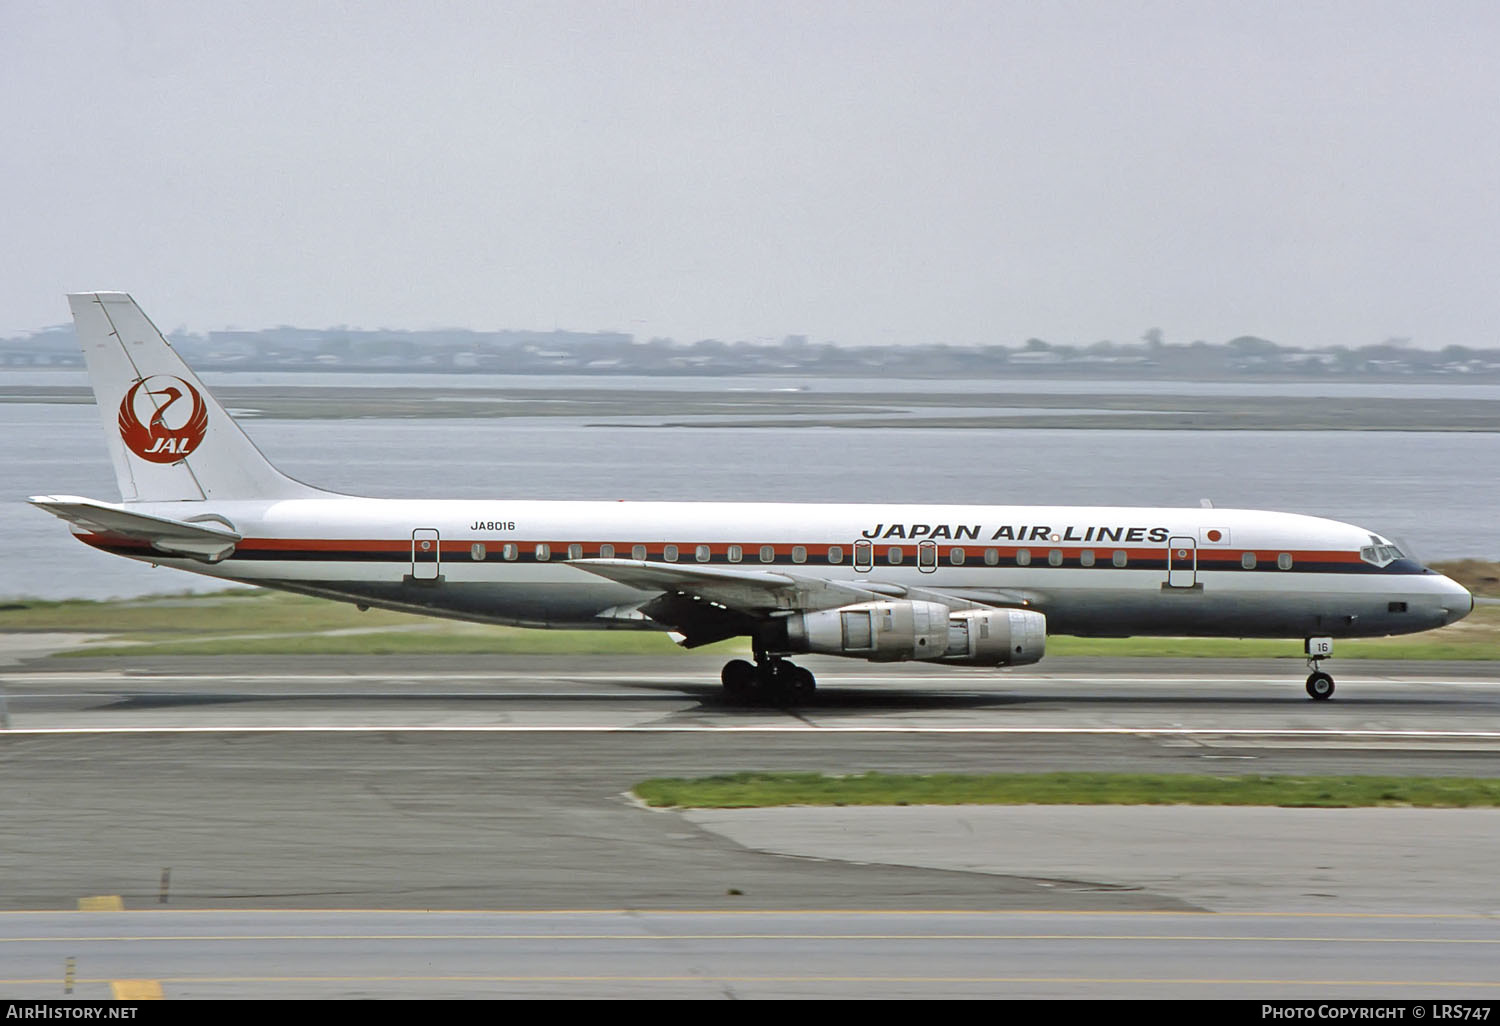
[[1437, 574, 1474, 625]]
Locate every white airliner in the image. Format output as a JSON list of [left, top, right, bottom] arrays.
[[30, 292, 1473, 701]]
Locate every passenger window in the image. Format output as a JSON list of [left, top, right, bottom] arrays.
[[950, 547, 966, 566], [470, 543, 487, 561], [631, 544, 646, 561], [760, 545, 775, 563], [535, 543, 550, 561], [1016, 549, 1031, 567], [599, 543, 614, 559], [888, 546, 904, 565], [1048, 549, 1063, 566], [1079, 549, 1094, 567], [728, 544, 743, 563], [503, 543, 518, 561], [695, 544, 711, 562], [827, 545, 843, 564], [791, 545, 807, 564], [1112, 550, 1127, 567], [567, 543, 583, 560], [1277, 553, 1293, 570], [663, 544, 678, 562], [1241, 552, 1256, 569], [984, 548, 999, 566]]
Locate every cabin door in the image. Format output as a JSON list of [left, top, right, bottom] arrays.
[[411, 528, 441, 581], [1166, 536, 1197, 588]]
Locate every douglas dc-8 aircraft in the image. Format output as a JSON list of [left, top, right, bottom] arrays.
[[31, 293, 1473, 701]]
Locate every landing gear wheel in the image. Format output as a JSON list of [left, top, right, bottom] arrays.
[[789, 666, 816, 696], [725, 658, 815, 705], [758, 660, 792, 701], [1306, 671, 1335, 701], [721, 659, 756, 698]]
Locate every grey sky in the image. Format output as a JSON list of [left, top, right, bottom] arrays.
[[3, 1, 1497, 349]]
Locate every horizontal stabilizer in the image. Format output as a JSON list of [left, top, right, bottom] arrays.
[[28, 494, 241, 563]]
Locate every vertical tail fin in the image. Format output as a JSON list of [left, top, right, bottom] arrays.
[[68, 292, 324, 502]]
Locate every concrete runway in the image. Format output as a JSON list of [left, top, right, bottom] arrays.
[[2, 652, 1499, 998], [5, 908, 1499, 1000]]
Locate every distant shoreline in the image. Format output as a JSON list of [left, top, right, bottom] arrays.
[[5, 383, 1500, 431]]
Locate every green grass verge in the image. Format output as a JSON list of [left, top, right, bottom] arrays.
[[71, 627, 735, 658], [0, 588, 745, 658], [633, 772, 1500, 809]]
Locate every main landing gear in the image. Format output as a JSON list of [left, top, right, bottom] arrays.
[[721, 652, 816, 704], [1305, 636, 1335, 700]]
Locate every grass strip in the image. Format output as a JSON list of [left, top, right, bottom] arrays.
[[0, 590, 741, 657], [632, 771, 1500, 809], [69, 628, 728, 658]]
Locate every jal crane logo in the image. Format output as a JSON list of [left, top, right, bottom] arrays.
[[118, 376, 208, 463]]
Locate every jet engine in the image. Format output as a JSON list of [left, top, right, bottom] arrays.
[[939, 607, 1046, 666], [785, 600, 952, 662], [784, 601, 1047, 666]]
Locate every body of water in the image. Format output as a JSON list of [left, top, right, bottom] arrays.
[[4, 391, 1496, 600]]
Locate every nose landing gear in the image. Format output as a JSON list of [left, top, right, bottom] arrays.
[[1305, 636, 1335, 700]]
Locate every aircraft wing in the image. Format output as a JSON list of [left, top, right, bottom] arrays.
[[570, 557, 882, 610], [568, 557, 1033, 647], [28, 495, 241, 563]]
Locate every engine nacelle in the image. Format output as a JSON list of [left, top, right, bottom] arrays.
[[785, 600, 952, 662], [940, 608, 1047, 666]]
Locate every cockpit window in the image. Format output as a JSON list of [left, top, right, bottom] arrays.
[[1359, 543, 1405, 567]]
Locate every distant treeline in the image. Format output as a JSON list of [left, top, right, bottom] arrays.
[[6, 323, 1499, 379]]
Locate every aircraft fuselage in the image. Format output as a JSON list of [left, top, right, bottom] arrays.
[[74, 498, 1471, 640]]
